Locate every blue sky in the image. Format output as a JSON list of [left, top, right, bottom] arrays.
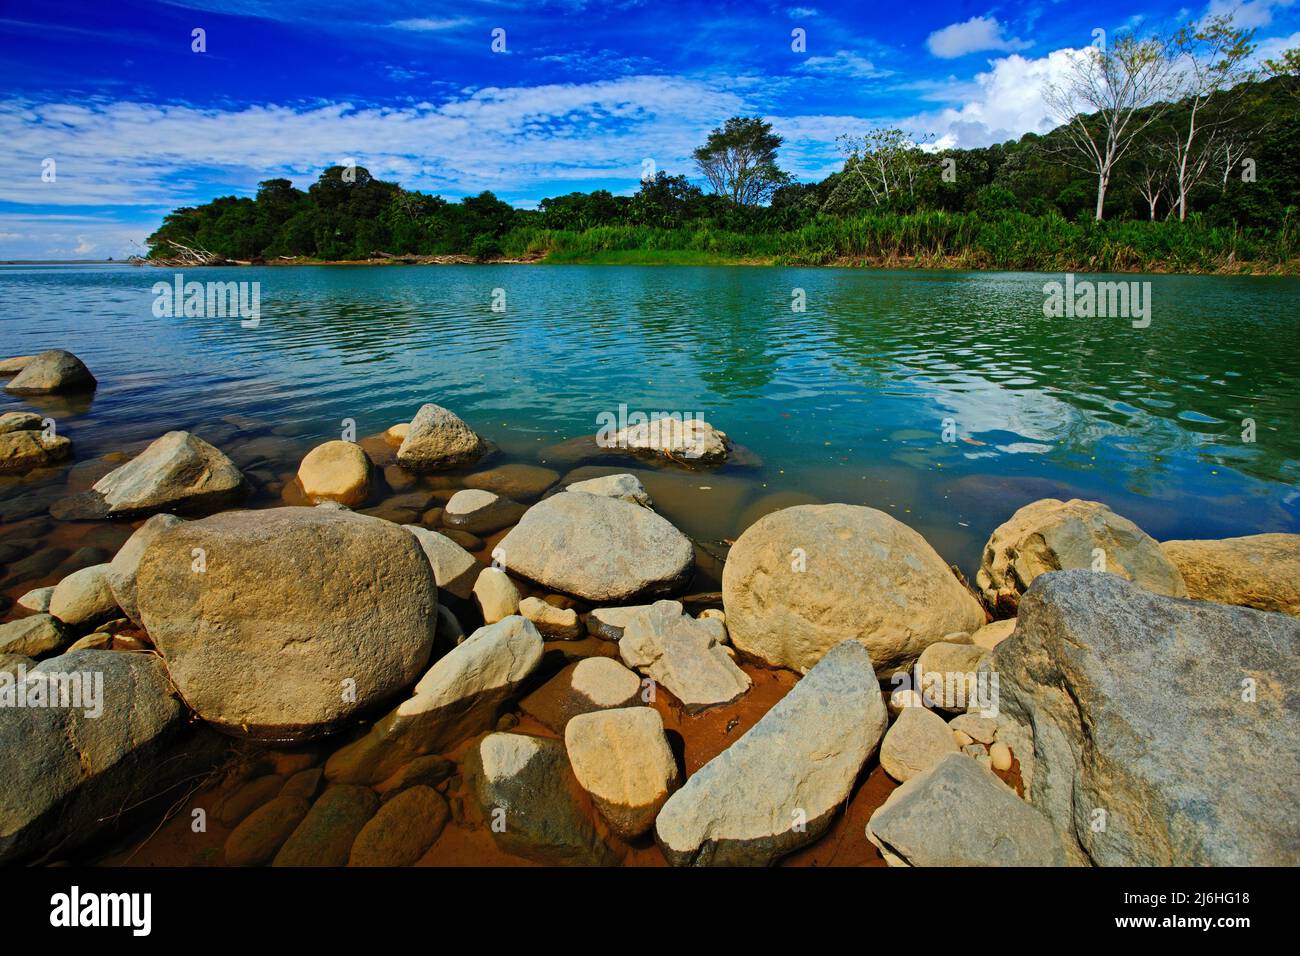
[[1, 0, 1296, 258]]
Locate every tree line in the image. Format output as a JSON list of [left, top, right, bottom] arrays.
[[145, 28, 1297, 267]]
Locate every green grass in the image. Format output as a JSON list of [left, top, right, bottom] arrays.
[[500, 212, 1299, 273]]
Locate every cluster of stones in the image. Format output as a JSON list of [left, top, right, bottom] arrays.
[[1, 381, 1297, 868]]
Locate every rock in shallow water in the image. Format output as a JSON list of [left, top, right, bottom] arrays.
[[137, 506, 436, 741], [0, 428, 72, 474], [225, 795, 311, 866], [519, 595, 582, 639], [348, 785, 449, 866], [723, 503, 987, 675], [600, 417, 730, 466], [654, 639, 887, 866], [498, 492, 694, 602], [296, 440, 372, 507], [54, 431, 247, 520], [991, 569, 1300, 866], [443, 489, 526, 534], [0, 650, 190, 863], [325, 616, 544, 785], [866, 753, 1065, 866], [273, 784, 378, 866], [468, 732, 620, 865], [976, 498, 1186, 614], [619, 600, 749, 713], [396, 403, 484, 471], [1159, 533, 1300, 617], [3, 349, 96, 394], [520, 657, 643, 732]]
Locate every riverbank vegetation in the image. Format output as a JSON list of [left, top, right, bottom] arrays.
[[145, 29, 1299, 274]]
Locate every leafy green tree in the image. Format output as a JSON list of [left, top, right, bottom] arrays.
[[693, 117, 790, 205]]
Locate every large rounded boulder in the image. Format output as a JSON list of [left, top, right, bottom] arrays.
[[722, 503, 985, 674], [136, 506, 437, 741], [3, 349, 96, 394], [496, 492, 694, 602], [976, 498, 1186, 615]]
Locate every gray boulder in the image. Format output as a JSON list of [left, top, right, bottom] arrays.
[[137, 507, 436, 741], [497, 492, 694, 602], [3, 349, 96, 394], [866, 753, 1066, 866], [467, 732, 619, 865], [654, 640, 886, 865], [0, 650, 193, 863], [990, 570, 1299, 865]]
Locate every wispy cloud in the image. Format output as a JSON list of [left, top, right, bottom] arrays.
[[388, 17, 473, 32]]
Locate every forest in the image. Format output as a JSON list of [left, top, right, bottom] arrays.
[[146, 31, 1299, 273]]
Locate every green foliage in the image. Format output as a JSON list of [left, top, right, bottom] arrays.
[[146, 79, 1298, 270]]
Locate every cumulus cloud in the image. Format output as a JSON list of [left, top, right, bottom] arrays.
[[1204, 0, 1295, 29], [926, 16, 1031, 59], [904, 48, 1088, 148]]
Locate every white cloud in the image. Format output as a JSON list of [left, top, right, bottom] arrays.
[[926, 16, 1031, 59], [388, 17, 472, 32], [1204, 0, 1295, 29], [796, 50, 889, 79], [903, 48, 1088, 148]]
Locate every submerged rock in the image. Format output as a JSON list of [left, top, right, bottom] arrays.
[[325, 616, 544, 785], [0, 650, 190, 864], [992, 570, 1300, 866], [0, 428, 71, 474], [866, 753, 1065, 866], [54, 431, 247, 520], [464, 463, 560, 501], [498, 493, 694, 602], [225, 795, 311, 866], [0, 355, 35, 376], [600, 417, 730, 465], [443, 489, 526, 534], [565, 707, 680, 839], [3, 349, 96, 394], [137, 507, 436, 741], [654, 640, 887, 866], [396, 403, 484, 471], [619, 600, 749, 713], [348, 785, 449, 866], [976, 498, 1186, 614], [296, 440, 372, 507], [467, 732, 619, 865], [273, 784, 378, 867], [723, 504, 986, 675], [1160, 533, 1300, 617]]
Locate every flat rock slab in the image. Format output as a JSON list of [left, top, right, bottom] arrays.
[[498, 492, 694, 602], [991, 569, 1300, 866], [866, 753, 1065, 866], [654, 639, 887, 866], [619, 600, 750, 713]]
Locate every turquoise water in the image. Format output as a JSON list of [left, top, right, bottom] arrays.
[[2, 263, 1297, 580]]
